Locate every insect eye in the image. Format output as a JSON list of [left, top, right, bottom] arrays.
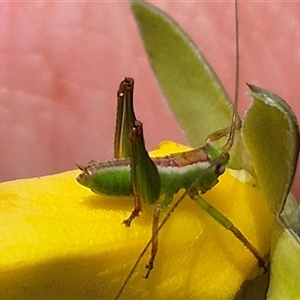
[[215, 164, 225, 176]]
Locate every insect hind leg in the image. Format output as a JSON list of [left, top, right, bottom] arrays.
[[144, 203, 162, 279], [122, 194, 143, 227], [123, 120, 161, 227]]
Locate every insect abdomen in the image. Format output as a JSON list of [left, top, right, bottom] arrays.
[[77, 160, 133, 197], [90, 165, 133, 196]]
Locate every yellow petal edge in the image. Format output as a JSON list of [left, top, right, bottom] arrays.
[[0, 141, 272, 299]]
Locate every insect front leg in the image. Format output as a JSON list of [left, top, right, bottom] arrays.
[[187, 177, 267, 273], [206, 119, 242, 144]]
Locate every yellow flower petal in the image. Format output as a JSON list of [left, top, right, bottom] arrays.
[[0, 142, 272, 299]]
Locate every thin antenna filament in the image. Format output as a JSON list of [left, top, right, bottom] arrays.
[[225, 0, 240, 152]]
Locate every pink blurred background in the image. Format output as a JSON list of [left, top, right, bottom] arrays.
[[0, 1, 299, 201]]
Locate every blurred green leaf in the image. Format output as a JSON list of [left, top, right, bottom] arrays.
[[130, 1, 233, 146]]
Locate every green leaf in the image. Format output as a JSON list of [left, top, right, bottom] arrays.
[[130, 1, 234, 146], [243, 84, 299, 213]]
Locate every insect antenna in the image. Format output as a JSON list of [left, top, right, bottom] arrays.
[[224, 0, 241, 152]]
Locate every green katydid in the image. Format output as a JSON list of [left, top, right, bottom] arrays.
[[76, 0, 268, 298]]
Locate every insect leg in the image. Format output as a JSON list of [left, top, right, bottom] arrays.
[[206, 120, 241, 144], [114, 77, 137, 158], [187, 183, 267, 273], [112, 78, 161, 226], [144, 203, 162, 279], [123, 120, 161, 226], [115, 191, 187, 300], [123, 117, 161, 227]]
